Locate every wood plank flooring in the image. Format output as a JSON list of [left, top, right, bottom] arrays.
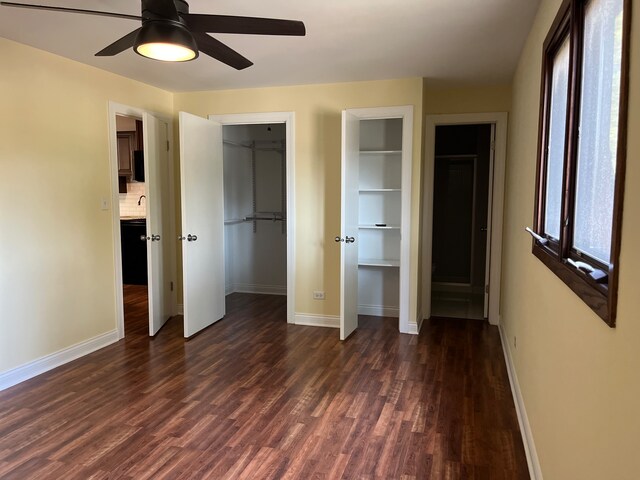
[[0, 288, 529, 479]]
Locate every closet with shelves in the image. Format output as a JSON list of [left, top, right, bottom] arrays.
[[339, 106, 413, 338], [358, 118, 403, 316]]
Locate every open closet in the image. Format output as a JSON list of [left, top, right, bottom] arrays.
[[357, 118, 403, 317], [339, 106, 413, 339], [222, 124, 287, 301]]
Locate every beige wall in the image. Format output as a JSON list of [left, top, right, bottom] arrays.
[[173, 78, 424, 322], [423, 80, 511, 114], [502, 0, 640, 478], [0, 38, 172, 373]]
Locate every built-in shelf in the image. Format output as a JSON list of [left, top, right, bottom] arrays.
[[359, 258, 400, 268], [359, 224, 400, 230], [359, 188, 401, 192], [360, 150, 402, 155]]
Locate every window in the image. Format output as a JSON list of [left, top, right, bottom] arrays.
[[532, 0, 631, 326]]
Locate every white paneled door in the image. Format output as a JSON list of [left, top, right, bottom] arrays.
[[179, 112, 226, 338], [144, 112, 171, 336], [339, 111, 360, 340]]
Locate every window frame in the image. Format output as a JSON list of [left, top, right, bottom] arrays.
[[532, 0, 631, 327]]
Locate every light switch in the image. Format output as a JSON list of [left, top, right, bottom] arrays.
[[101, 198, 109, 210]]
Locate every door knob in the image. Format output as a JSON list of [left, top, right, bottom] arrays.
[[151, 234, 161, 241], [187, 234, 198, 242], [345, 236, 355, 244], [335, 236, 344, 243], [140, 235, 150, 241], [178, 235, 186, 241]]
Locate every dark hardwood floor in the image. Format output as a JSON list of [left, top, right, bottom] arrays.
[[0, 288, 529, 479]]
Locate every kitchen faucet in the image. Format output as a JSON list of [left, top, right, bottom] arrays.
[[137, 195, 146, 206]]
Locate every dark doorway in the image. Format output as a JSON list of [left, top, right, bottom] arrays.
[[431, 124, 493, 319]]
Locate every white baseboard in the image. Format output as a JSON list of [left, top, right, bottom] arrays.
[[0, 330, 119, 392], [294, 313, 339, 328], [499, 325, 543, 480], [406, 311, 424, 335], [358, 304, 399, 318], [225, 283, 287, 296]]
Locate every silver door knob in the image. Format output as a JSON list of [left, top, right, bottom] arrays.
[[345, 236, 355, 244], [151, 234, 161, 241], [178, 235, 186, 241], [187, 234, 198, 242], [335, 236, 344, 243], [140, 235, 150, 241]]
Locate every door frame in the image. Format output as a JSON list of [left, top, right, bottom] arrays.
[[108, 101, 177, 339], [208, 112, 296, 325], [341, 106, 414, 335], [422, 113, 507, 326]]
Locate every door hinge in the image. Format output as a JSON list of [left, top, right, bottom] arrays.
[[166, 140, 170, 151], [490, 140, 496, 151], [485, 284, 490, 294], [170, 281, 174, 292]]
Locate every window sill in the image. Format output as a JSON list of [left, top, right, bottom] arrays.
[[531, 244, 613, 327]]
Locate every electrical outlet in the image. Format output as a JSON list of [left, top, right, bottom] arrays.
[[313, 291, 325, 300]]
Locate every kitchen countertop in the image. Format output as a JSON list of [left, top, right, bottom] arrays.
[[120, 216, 146, 220]]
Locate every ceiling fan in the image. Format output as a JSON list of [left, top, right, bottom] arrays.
[[0, 0, 306, 68]]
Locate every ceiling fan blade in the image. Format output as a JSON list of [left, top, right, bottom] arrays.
[[95, 28, 142, 57], [193, 33, 253, 70], [142, 0, 179, 22], [183, 14, 306, 36], [0, 1, 141, 20]]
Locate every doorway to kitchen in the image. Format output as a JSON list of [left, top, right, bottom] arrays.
[[115, 114, 149, 335], [108, 102, 177, 339]]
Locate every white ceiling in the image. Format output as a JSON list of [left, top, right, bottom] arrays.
[[0, 0, 540, 92]]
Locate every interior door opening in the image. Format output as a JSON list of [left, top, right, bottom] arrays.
[[430, 124, 493, 320], [222, 123, 287, 317], [115, 114, 149, 336]]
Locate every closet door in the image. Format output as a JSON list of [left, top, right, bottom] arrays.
[[143, 112, 171, 335], [179, 112, 226, 338], [339, 111, 360, 340]]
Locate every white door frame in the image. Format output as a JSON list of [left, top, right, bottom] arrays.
[[108, 101, 177, 339], [208, 112, 296, 325], [422, 113, 507, 326]]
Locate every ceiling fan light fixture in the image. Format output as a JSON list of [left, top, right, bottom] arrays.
[[134, 21, 198, 62]]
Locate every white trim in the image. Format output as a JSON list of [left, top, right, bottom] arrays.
[[0, 330, 119, 391], [208, 112, 296, 325], [406, 309, 424, 335], [294, 313, 340, 328], [358, 304, 399, 317], [229, 283, 287, 296], [108, 102, 177, 339], [422, 113, 508, 326], [341, 106, 413, 335], [499, 325, 543, 480], [176, 303, 184, 315]]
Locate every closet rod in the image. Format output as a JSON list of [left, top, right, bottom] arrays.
[[244, 213, 286, 222]]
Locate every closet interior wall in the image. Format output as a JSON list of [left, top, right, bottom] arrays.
[[223, 124, 287, 296], [358, 118, 403, 317]]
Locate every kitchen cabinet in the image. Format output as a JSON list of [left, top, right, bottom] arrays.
[[117, 132, 135, 177], [120, 219, 148, 285]]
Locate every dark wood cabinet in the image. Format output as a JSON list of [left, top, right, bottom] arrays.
[[117, 132, 135, 177], [121, 219, 148, 285]]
